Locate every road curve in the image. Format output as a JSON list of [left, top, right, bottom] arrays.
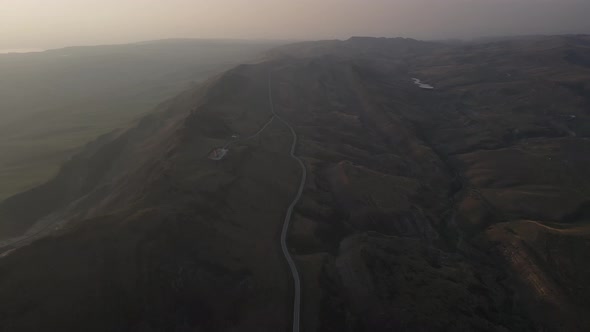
[[268, 72, 305, 332]]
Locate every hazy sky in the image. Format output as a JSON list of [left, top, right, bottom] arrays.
[[2, 0, 590, 49]]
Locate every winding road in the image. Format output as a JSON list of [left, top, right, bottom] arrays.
[[2, 71, 307, 332], [211, 72, 305, 331], [268, 72, 305, 332]]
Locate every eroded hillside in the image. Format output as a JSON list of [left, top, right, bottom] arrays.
[[0, 36, 589, 331]]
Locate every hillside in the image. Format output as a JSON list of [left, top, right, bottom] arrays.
[[0, 39, 282, 201], [1, 36, 590, 331]]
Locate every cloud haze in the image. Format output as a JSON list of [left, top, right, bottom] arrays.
[[2, 0, 590, 49]]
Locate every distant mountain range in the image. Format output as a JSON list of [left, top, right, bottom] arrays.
[[0, 48, 45, 54]]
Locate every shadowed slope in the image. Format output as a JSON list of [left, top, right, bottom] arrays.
[[0, 36, 590, 331]]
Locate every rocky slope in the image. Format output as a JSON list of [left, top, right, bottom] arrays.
[[1, 36, 589, 331]]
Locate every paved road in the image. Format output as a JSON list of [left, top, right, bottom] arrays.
[[2, 72, 307, 332], [268, 72, 305, 332]]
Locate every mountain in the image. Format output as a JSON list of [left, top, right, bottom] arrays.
[[1, 35, 590, 331], [0, 39, 283, 201]]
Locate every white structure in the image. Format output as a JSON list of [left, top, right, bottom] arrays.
[[412, 78, 435, 90]]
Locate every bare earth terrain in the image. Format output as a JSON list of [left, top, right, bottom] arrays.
[[0, 36, 589, 331]]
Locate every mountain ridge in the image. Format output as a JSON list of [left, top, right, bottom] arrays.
[[1, 35, 590, 331]]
